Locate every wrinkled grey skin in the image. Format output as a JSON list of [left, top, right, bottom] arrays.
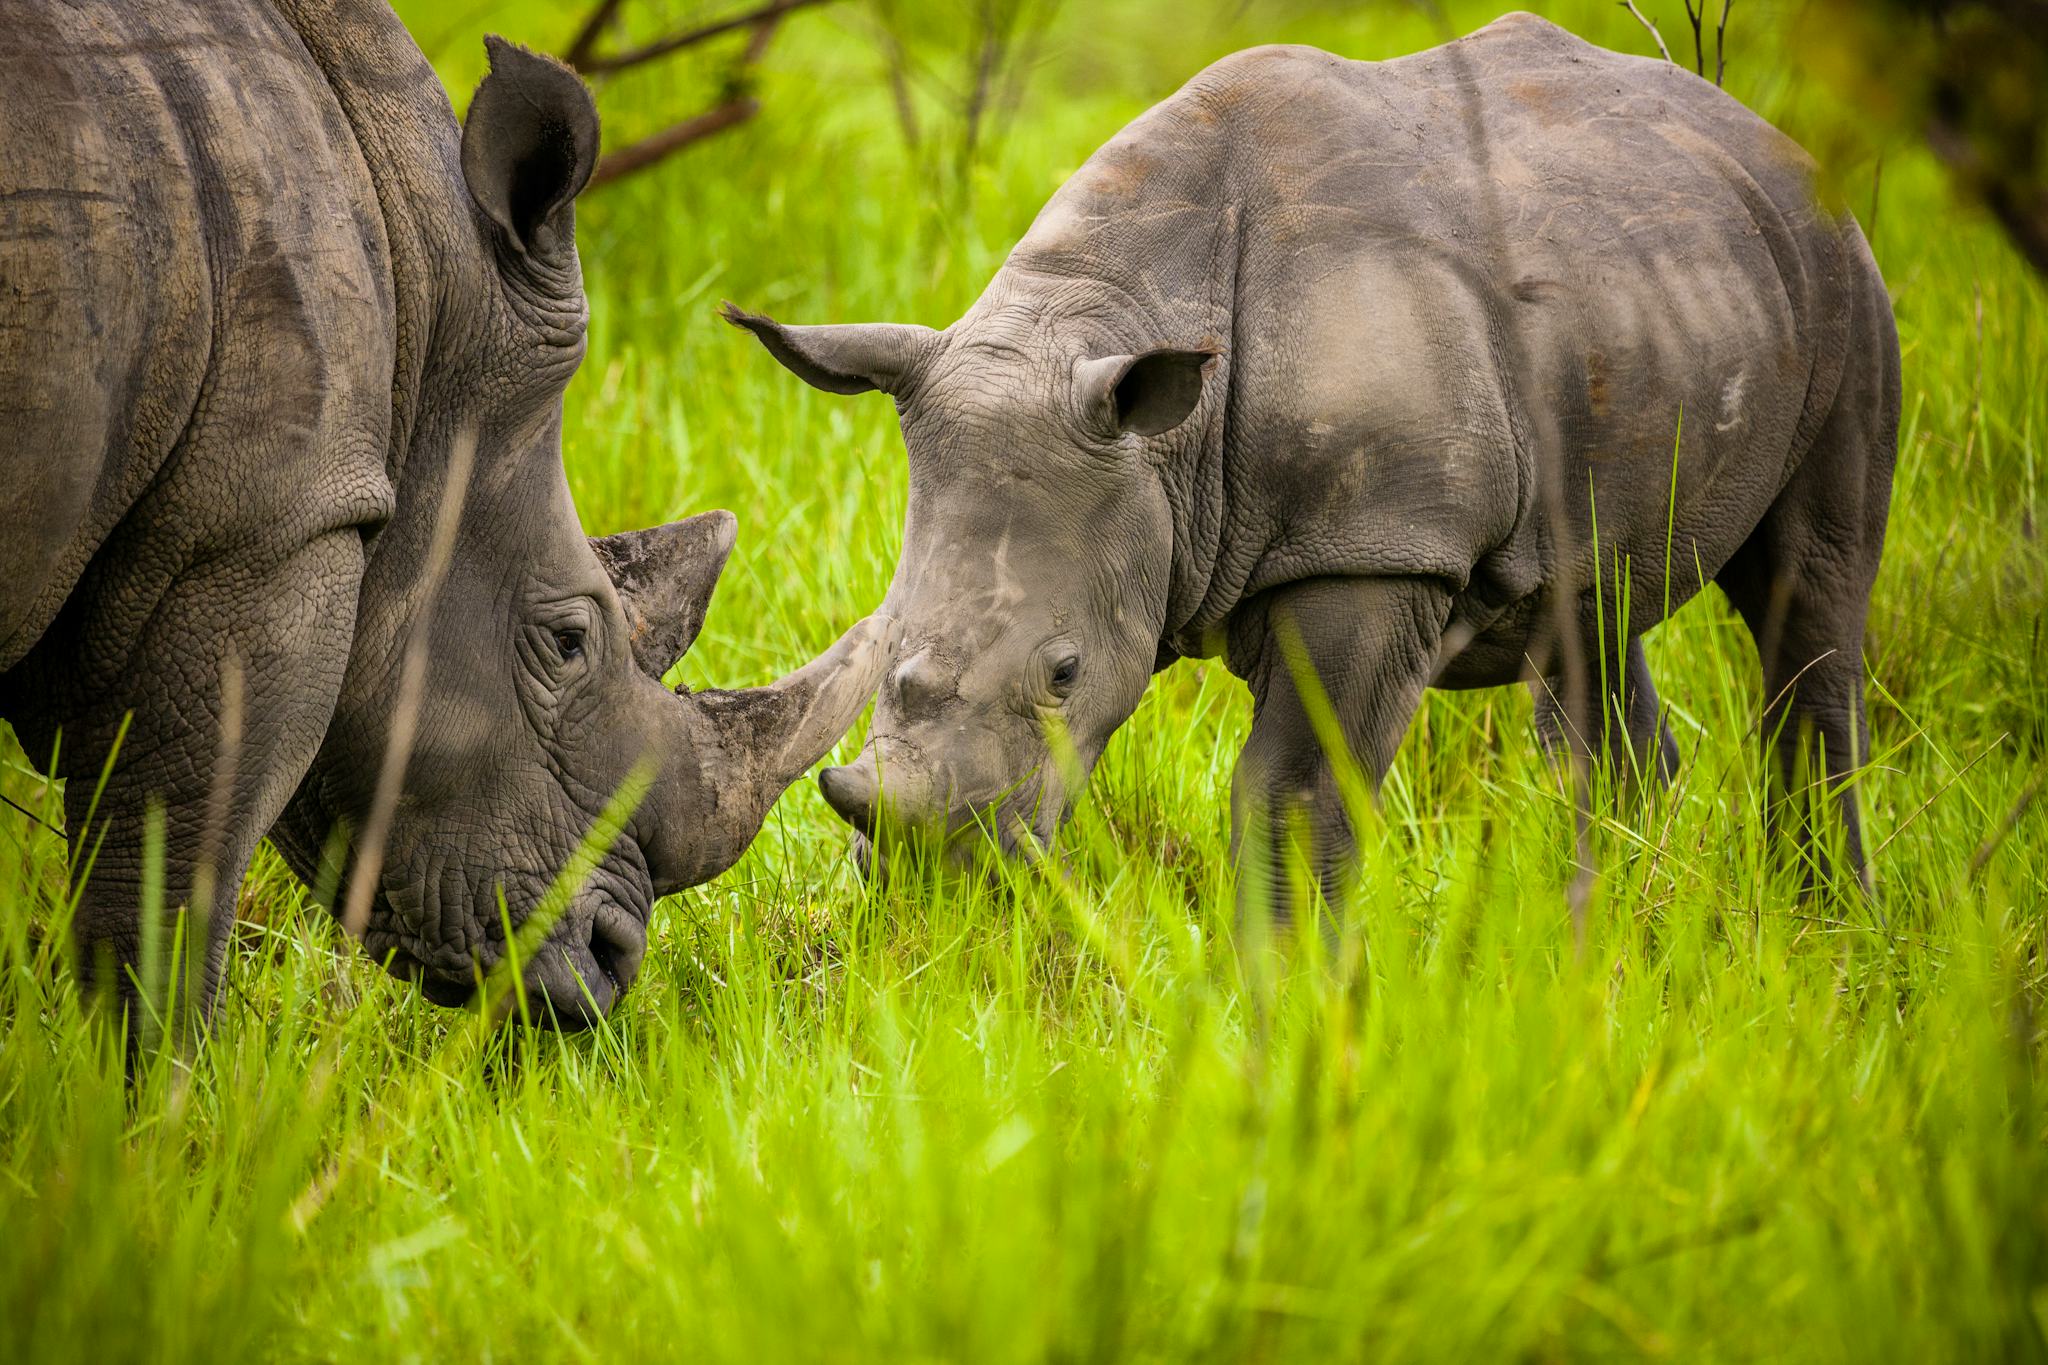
[[731, 14, 1898, 905], [0, 1, 892, 1029]]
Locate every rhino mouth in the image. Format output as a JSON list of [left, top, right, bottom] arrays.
[[846, 788, 1062, 884], [361, 858, 652, 1025]]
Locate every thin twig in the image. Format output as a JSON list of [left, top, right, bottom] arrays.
[[576, 0, 832, 76], [1870, 732, 2007, 860], [564, 0, 630, 70], [1682, 0, 1706, 77], [1968, 764, 2048, 880], [1714, 0, 1732, 87], [1619, 1, 1674, 64], [740, 11, 783, 64], [1, 792, 59, 835], [1776, 910, 1948, 954], [587, 98, 762, 188], [877, 10, 921, 149]]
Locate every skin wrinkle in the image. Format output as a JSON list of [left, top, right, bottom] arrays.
[[1, 1, 894, 1032], [741, 13, 1897, 900]]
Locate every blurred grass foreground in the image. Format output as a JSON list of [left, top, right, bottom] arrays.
[[3, 1, 2046, 1359]]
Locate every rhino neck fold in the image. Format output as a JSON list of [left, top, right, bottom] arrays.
[[267, 0, 467, 495]]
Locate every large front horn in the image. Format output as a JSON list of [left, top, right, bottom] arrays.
[[645, 613, 899, 891]]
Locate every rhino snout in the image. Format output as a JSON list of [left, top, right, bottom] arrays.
[[519, 895, 644, 1029], [394, 891, 645, 1029], [818, 763, 879, 835]]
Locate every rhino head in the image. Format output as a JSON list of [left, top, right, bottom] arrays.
[[724, 295, 1215, 870], [271, 40, 892, 1025]]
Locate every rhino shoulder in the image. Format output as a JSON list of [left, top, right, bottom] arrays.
[[1459, 10, 1593, 51], [1179, 44, 1352, 113]]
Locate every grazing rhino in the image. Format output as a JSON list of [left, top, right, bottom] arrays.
[[0, 1, 892, 1029], [727, 12, 1898, 907]]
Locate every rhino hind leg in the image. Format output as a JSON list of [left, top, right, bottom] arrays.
[[1714, 311, 1898, 895], [1528, 634, 1681, 791]]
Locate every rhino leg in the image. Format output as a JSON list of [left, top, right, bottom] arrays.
[[1715, 301, 1898, 895], [1528, 635, 1681, 790], [47, 529, 366, 1043], [1228, 576, 1452, 933]]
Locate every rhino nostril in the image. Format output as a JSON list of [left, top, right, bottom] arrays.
[[819, 765, 877, 834], [586, 926, 623, 995]]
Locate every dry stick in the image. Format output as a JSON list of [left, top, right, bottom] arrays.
[[1715, 0, 1732, 87], [1619, 1, 1674, 64], [588, 97, 762, 188], [740, 10, 784, 65], [1682, 0, 1706, 78], [1869, 732, 2007, 861], [885, 25, 921, 149], [1, 792, 59, 836], [1968, 764, 2047, 880], [960, 0, 1020, 182], [564, 0, 630, 70], [575, 0, 832, 76], [339, 430, 476, 940], [993, 1, 1063, 147], [585, 13, 787, 188]]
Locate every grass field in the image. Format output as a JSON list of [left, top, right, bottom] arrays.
[[4, 1, 2046, 1359]]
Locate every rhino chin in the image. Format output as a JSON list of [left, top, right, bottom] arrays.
[[358, 856, 652, 1027]]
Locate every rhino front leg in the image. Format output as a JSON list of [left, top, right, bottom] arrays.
[[57, 529, 366, 1042], [1228, 576, 1452, 933]]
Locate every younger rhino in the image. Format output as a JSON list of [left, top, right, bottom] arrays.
[[0, 2, 890, 1029], [729, 14, 1898, 905]]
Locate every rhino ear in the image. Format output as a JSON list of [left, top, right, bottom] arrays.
[[1076, 349, 1218, 438], [590, 510, 737, 678], [462, 35, 600, 257], [720, 302, 939, 397]]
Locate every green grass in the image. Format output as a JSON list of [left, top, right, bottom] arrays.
[[4, 1, 2046, 1359]]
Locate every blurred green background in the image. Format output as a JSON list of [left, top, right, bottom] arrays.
[[2, 2, 2045, 1360]]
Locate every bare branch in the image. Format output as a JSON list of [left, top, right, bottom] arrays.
[[564, 0, 630, 70], [576, 0, 833, 76], [1715, 0, 1732, 86], [884, 27, 921, 150], [587, 98, 762, 187], [1682, 0, 1706, 77], [1618, 1, 1675, 64], [1, 791, 59, 835], [740, 10, 783, 63]]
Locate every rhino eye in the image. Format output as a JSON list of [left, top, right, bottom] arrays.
[[1049, 654, 1081, 696], [552, 628, 586, 661]]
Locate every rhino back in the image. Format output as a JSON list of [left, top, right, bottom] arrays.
[[1007, 13, 1867, 660], [0, 0, 396, 679]]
